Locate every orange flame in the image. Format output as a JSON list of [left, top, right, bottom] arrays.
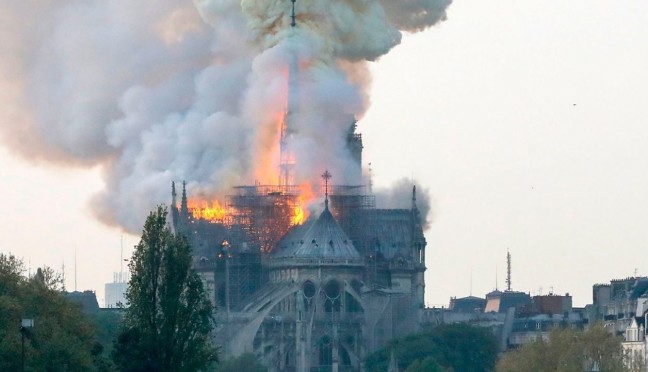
[[292, 205, 305, 225], [291, 183, 314, 225], [186, 63, 328, 229], [188, 199, 228, 222], [252, 101, 285, 184]]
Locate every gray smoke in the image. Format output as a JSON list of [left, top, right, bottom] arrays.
[[0, 0, 451, 232], [375, 179, 433, 229]]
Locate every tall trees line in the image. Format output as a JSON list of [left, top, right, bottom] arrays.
[[113, 206, 218, 371], [0, 255, 109, 371], [0, 206, 218, 371]]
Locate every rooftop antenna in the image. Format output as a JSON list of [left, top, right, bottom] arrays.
[[120, 235, 124, 282], [62, 259, 66, 292], [506, 250, 512, 291], [74, 247, 77, 292], [322, 170, 332, 209]]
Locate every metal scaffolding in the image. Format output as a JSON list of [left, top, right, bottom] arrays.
[[228, 185, 303, 253]]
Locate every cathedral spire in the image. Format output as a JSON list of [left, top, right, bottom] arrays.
[[279, 0, 299, 186], [171, 181, 177, 207], [412, 185, 417, 211], [181, 180, 189, 217]]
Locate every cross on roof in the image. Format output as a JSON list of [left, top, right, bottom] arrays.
[[290, 0, 296, 27], [321, 170, 332, 208]]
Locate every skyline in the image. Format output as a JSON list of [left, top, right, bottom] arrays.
[[2, 0, 648, 307]]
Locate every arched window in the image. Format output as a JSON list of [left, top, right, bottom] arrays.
[[324, 280, 341, 313], [319, 335, 332, 367]]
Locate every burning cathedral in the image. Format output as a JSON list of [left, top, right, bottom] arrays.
[[168, 2, 430, 371], [171, 138, 426, 371]]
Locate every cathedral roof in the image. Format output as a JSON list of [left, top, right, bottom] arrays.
[[274, 204, 360, 260]]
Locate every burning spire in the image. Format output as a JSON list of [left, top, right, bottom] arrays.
[[279, 0, 299, 186]]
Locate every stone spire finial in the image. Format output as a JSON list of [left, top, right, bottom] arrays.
[[412, 185, 417, 210]]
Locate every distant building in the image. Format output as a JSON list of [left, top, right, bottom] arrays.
[[449, 296, 486, 313], [585, 276, 648, 335], [484, 290, 532, 314], [507, 311, 585, 349], [105, 271, 129, 308], [622, 315, 647, 371], [585, 277, 648, 370], [66, 290, 100, 313], [533, 293, 572, 315], [422, 289, 584, 351]]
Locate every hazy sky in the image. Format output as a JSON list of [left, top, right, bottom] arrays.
[[2, 0, 648, 307]]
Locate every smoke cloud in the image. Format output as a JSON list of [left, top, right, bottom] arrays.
[[0, 0, 451, 232], [375, 179, 434, 229]]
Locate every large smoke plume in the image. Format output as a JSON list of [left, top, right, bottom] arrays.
[[0, 0, 451, 232]]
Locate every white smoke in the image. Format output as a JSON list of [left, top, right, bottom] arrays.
[[375, 179, 433, 229], [0, 0, 451, 232]]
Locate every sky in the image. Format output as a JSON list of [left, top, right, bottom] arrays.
[[2, 0, 648, 307]]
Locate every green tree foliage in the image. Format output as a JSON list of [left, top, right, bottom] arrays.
[[406, 356, 445, 372], [496, 323, 625, 372], [365, 323, 499, 372], [113, 206, 218, 372], [88, 309, 123, 357], [216, 353, 267, 372], [0, 253, 109, 371]]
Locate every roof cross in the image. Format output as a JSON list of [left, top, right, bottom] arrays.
[[321, 170, 332, 209]]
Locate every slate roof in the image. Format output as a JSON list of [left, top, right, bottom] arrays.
[[347, 209, 423, 259], [274, 204, 360, 260]]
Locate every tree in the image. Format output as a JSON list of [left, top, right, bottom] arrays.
[[496, 323, 625, 372], [0, 253, 108, 371], [217, 353, 267, 372], [88, 309, 123, 359], [113, 206, 218, 371], [405, 357, 444, 372], [364, 323, 498, 371]]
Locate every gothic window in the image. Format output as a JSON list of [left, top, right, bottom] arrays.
[[324, 280, 341, 313], [319, 335, 332, 367], [303, 280, 316, 298], [340, 345, 351, 366], [302, 280, 316, 312]]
